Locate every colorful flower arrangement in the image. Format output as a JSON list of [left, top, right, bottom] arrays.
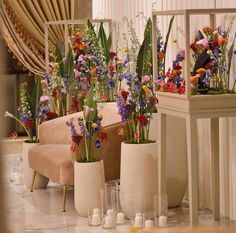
[[5, 81, 40, 142], [66, 85, 108, 162], [189, 25, 236, 94], [116, 74, 157, 143], [155, 20, 236, 95], [116, 18, 157, 144]]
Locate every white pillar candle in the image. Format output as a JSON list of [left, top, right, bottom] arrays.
[[106, 209, 114, 216], [159, 215, 167, 227], [104, 215, 114, 228], [93, 208, 100, 215], [145, 219, 154, 228], [116, 212, 125, 224], [91, 214, 101, 225], [134, 215, 143, 228]]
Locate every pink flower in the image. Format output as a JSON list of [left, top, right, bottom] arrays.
[[178, 85, 186, 94], [74, 68, 79, 78], [40, 95, 50, 103], [177, 48, 185, 58], [196, 39, 209, 48], [141, 75, 151, 83]]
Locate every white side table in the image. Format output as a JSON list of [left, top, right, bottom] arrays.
[[157, 93, 236, 225]]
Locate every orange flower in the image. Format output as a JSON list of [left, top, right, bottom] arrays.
[[79, 43, 89, 51], [172, 69, 182, 76], [190, 75, 199, 89], [101, 95, 108, 102], [157, 51, 165, 60], [91, 67, 97, 74], [218, 37, 228, 46], [196, 68, 206, 74], [203, 27, 213, 34]]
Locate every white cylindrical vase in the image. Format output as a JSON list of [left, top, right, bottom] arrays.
[[74, 160, 105, 217], [22, 142, 49, 189], [120, 141, 158, 214]]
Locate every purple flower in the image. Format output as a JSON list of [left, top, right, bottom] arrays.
[[95, 140, 101, 149], [116, 95, 128, 122], [234, 50, 236, 55]]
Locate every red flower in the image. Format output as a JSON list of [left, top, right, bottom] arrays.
[[178, 85, 186, 94], [82, 90, 88, 97], [121, 90, 129, 101], [100, 131, 108, 142], [101, 95, 108, 102], [109, 51, 116, 60], [109, 64, 115, 73], [174, 64, 182, 70], [211, 38, 218, 48], [136, 115, 148, 126], [10, 131, 18, 139], [51, 89, 57, 98], [205, 62, 212, 69], [46, 112, 58, 120], [71, 98, 78, 108], [72, 134, 83, 144], [190, 42, 197, 52], [24, 120, 33, 129], [70, 142, 78, 153]]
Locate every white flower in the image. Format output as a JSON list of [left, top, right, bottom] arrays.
[[5, 111, 14, 118], [40, 95, 50, 103]]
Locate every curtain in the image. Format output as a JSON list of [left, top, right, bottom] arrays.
[[0, 0, 77, 76]]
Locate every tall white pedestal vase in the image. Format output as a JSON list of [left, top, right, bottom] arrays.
[[22, 142, 49, 189], [149, 113, 188, 207], [120, 141, 158, 214], [74, 160, 105, 216]]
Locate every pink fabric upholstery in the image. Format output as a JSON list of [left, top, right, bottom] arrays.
[[28, 103, 123, 185]]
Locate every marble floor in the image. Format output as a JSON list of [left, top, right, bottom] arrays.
[[2, 154, 236, 233]]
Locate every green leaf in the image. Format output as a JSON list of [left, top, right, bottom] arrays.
[[84, 83, 97, 120], [98, 22, 110, 64], [136, 36, 150, 78], [64, 46, 74, 80], [144, 18, 152, 39], [55, 45, 64, 78], [136, 18, 152, 78], [87, 19, 97, 39], [31, 77, 42, 114], [163, 15, 175, 54], [107, 33, 112, 50]]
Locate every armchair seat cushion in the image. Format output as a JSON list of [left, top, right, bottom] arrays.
[[28, 144, 73, 185]]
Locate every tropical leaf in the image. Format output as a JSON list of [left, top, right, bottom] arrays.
[[64, 46, 74, 80], [163, 15, 175, 54], [136, 18, 152, 78], [98, 22, 110, 63], [31, 77, 42, 115], [107, 33, 112, 50], [55, 45, 64, 78], [136, 36, 150, 78], [144, 18, 152, 40], [87, 19, 97, 39]]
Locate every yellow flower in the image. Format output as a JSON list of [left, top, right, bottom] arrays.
[[207, 50, 212, 55], [159, 70, 164, 76], [173, 38, 178, 43], [142, 85, 147, 90], [213, 31, 218, 36], [98, 113, 103, 119], [92, 123, 98, 128]]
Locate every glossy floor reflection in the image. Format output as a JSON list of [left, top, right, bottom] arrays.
[[2, 154, 236, 233]]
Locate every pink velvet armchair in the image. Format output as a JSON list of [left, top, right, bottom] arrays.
[[29, 104, 123, 211]]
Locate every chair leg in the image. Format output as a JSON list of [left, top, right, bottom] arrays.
[[31, 170, 37, 192], [62, 185, 67, 212]]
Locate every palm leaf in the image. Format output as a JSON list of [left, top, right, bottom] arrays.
[[163, 15, 175, 54], [64, 46, 74, 80], [98, 22, 110, 63], [136, 36, 150, 78], [107, 33, 112, 50], [55, 45, 64, 78], [87, 19, 97, 39]]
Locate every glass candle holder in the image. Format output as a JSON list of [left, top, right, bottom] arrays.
[[158, 193, 168, 228], [143, 211, 154, 229], [88, 206, 102, 226]]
